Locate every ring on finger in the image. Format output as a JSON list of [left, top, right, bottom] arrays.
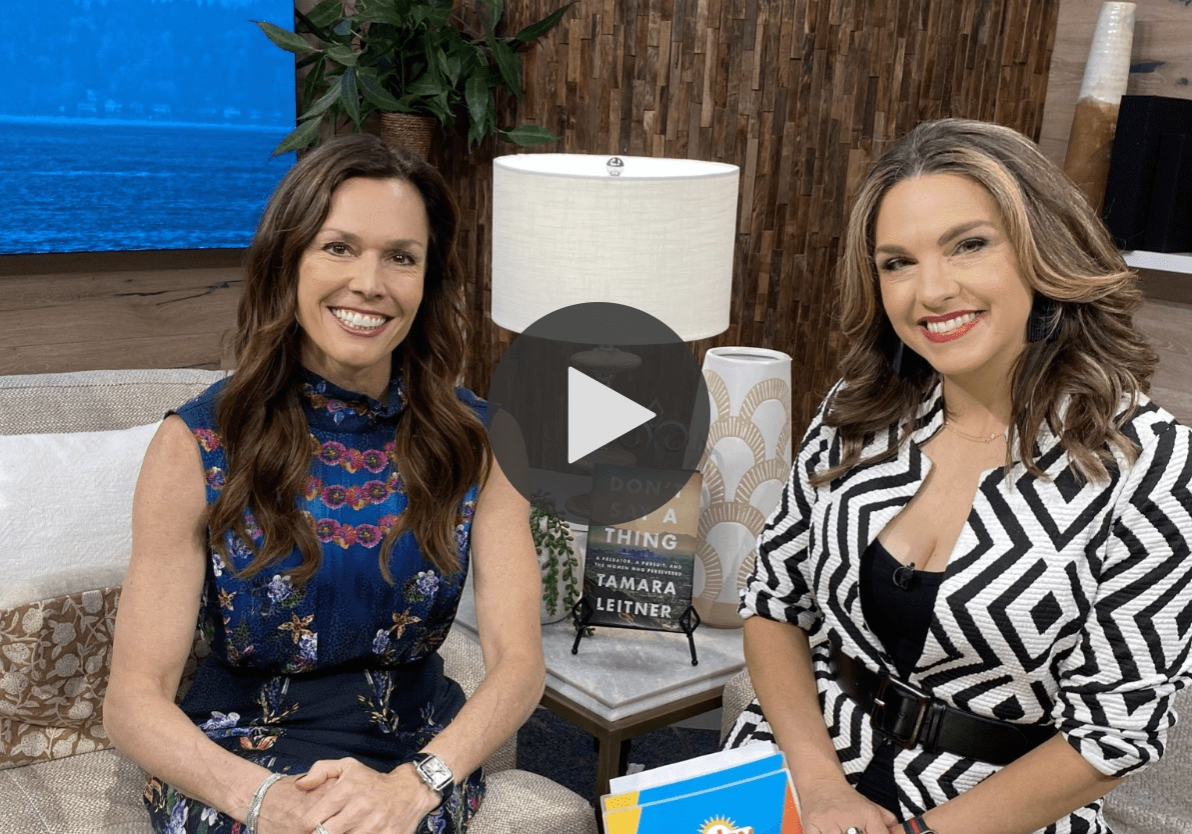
[[845, 828, 865, 834], [316, 825, 330, 834]]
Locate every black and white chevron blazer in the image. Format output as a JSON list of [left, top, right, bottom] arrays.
[[728, 380, 1192, 834]]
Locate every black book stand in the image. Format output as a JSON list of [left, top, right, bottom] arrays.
[[568, 593, 701, 666]]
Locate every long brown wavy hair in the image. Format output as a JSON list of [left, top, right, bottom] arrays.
[[822, 118, 1156, 485], [209, 134, 489, 583]]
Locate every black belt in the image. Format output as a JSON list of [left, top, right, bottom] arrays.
[[831, 646, 1057, 766]]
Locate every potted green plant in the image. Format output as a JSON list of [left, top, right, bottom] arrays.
[[530, 502, 582, 624], [256, 0, 569, 155]]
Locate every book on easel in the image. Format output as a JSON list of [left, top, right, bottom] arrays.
[[582, 464, 702, 633], [601, 742, 802, 834]]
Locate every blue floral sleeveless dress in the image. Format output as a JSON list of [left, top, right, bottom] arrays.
[[143, 371, 485, 834]]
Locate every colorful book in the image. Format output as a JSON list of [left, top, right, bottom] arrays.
[[583, 464, 701, 631], [601, 743, 802, 834]]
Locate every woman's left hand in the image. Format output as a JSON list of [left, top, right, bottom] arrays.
[[295, 757, 442, 834]]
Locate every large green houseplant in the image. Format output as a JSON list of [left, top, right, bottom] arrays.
[[256, 0, 569, 155]]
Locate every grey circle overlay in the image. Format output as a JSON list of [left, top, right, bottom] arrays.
[[485, 302, 710, 526]]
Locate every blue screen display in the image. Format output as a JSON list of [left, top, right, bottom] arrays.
[[1, 0, 297, 255]]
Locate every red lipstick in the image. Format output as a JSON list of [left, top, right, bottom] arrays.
[[920, 312, 984, 343]]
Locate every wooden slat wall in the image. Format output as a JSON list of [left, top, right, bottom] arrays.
[[433, 0, 1062, 431]]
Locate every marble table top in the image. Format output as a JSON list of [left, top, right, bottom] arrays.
[[453, 583, 745, 723]]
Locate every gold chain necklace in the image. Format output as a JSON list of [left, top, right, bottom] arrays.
[[943, 419, 1004, 444]]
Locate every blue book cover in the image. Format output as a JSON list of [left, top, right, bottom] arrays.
[[602, 747, 801, 834]]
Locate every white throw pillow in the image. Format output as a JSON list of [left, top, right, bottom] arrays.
[[0, 421, 161, 608]]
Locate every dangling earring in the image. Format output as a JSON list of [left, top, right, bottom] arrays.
[[880, 324, 928, 379], [886, 337, 926, 379], [1027, 295, 1060, 343], [890, 340, 909, 377]]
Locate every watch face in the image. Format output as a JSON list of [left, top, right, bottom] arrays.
[[417, 754, 453, 791]]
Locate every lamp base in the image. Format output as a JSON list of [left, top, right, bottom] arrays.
[[570, 345, 642, 385]]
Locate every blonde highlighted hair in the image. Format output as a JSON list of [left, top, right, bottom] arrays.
[[823, 118, 1156, 484]]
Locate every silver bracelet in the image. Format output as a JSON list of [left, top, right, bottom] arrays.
[[245, 772, 285, 834]]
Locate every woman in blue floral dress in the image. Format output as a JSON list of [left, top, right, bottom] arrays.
[[105, 135, 544, 834]]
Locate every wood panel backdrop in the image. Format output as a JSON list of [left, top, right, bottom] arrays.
[[440, 0, 1062, 432], [1, 0, 1065, 435]]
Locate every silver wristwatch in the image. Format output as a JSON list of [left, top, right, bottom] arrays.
[[411, 752, 454, 808]]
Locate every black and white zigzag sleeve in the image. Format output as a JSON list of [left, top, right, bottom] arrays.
[[1054, 419, 1192, 777], [739, 391, 834, 631]]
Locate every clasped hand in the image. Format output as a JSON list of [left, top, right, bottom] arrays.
[[257, 758, 441, 834]]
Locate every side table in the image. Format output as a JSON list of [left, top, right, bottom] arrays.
[[453, 584, 745, 801]]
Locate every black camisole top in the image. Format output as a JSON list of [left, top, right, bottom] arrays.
[[853, 537, 945, 813]]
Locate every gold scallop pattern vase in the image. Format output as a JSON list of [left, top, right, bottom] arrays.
[[695, 347, 793, 628]]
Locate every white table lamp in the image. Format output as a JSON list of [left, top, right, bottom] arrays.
[[488, 152, 738, 525], [491, 153, 739, 340]]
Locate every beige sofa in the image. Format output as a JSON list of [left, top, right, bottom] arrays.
[[0, 369, 595, 834], [719, 670, 1192, 833]]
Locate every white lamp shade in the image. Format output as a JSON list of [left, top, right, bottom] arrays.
[[491, 153, 739, 341]]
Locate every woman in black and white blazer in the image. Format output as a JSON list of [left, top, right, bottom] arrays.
[[726, 119, 1192, 834]]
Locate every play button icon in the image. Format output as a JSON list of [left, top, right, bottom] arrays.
[[568, 368, 656, 463], [486, 302, 710, 526]]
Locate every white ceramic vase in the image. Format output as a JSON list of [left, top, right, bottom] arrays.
[[539, 522, 587, 624], [694, 347, 793, 628]]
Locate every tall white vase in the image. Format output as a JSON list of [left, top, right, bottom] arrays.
[[695, 347, 793, 628]]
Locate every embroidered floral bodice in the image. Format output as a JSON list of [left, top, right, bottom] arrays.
[[176, 370, 482, 674]]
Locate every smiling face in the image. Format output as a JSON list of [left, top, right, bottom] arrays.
[[295, 176, 429, 399], [874, 172, 1034, 390]]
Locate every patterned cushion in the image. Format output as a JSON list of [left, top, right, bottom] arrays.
[[0, 588, 119, 769], [0, 586, 209, 771]]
